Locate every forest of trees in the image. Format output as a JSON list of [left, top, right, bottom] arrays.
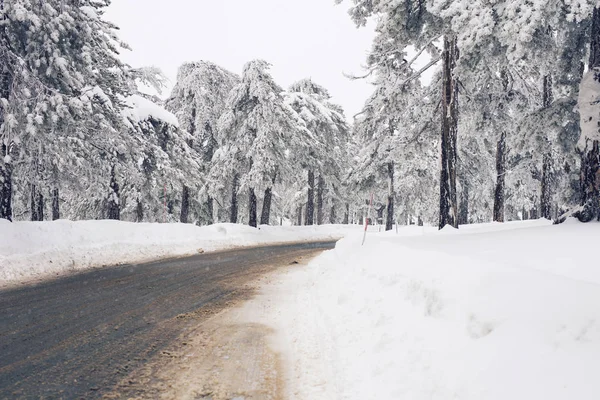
[[1, 1, 600, 229]]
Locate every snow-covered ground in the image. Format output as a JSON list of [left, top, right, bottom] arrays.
[[243, 219, 600, 399], [0, 219, 356, 285]]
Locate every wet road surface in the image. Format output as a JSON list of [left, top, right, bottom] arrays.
[[0, 241, 336, 399]]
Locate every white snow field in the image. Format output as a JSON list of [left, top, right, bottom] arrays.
[[0, 219, 356, 285], [243, 219, 600, 400]]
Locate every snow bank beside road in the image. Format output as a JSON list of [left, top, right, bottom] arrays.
[[0, 219, 356, 285], [250, 219, 600, 399]]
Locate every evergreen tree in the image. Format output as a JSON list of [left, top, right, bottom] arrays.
[[166, 61, 240, 224], [0, 0, 131, 221], [215, 60, 309, 227], [285, 79, 349, 226]]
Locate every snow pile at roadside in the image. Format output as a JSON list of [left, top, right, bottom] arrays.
[[0, 219, 357, 284], [251, 219, 600, 399]]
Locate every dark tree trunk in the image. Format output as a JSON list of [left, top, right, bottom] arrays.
[[439, 36, 459, 230], [180, 185, 190, 223], [107, 166, 120, 220], [316, 175, 324, 225], [52, 188, 60, 220], [459, 182, 469, 225], [230, 174, 239, 223], [136, 199, 144, 222], [260, 174, 276, 225], [31, 187, 44, 222], [386, 162, 395, 231], [541, 153, 553, 220], [305, 170, 315, 226], [329, 202, 336, 224], [418, 215, 424, 227], [0, 66, 13, 222], [248, 187, 257, 227], [579, 8, 600, 222], [260, 187, 273, 225], [343, 203, 349, 225], [31, 185, 39, 221], [540, 75, 553, 221], [493, 132, 507, 222], [579, 141, 600, 222], [0, 145, 12, 222], [297, 205, 303, 226], [37, 193, 44, 221], [207, 196, 214, 225]]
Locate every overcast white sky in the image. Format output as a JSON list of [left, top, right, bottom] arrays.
[[105, 0, 376, 119]]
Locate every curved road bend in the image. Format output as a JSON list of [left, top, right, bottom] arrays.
[[0, 241, 336, 399]]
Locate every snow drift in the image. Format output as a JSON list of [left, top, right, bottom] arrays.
[[246, 219, 600, 400], [0, 219, 355, 285]]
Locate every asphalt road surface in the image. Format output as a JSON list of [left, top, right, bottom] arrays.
[[0, 241, 336, 399]]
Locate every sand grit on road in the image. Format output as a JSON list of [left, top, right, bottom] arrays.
[[103, 251, 321, 400]]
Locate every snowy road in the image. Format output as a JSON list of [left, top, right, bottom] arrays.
[[0, 241, 336, 399]]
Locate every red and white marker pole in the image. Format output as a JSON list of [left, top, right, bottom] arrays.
[[362, 193, 374, 246]]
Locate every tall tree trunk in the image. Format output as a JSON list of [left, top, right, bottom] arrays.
[[541, 153, 553, 220], [459, 181, 469, 225], [180, 185, 190, 223], [343, 203, 349, 225], [439, 35, 459, 230], [305, 170, 315, 226], [37, 192, 44, 221], [31, 185, 39, 221], [579, 142, 600, 221], [260, 174, 276, 225], [386, 162, 395, 231], [260, 187, 273, 225], [31, 186, 44, 222], [297, 205, 303, 226], [0, 144, 12, 221], [207, 196, 214, 225], [493, 132, 507, 222], [136, 198, 143, 222], [107, 165, 120, 220], [248, 187, 257, 227], [52, 188, 60, 220], [316, 175, 324, 225], [329, 201, 336, 224], [540, 75, 554, 221], [0, 66, 13, 222], [579, 8, 600, 222], [230, 174, 239, 223]]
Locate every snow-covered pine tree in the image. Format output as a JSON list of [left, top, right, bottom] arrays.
[[166, 61, 240, 224], [340, 0, 593, 226], [0, 0, 131, 221], [215, 60, 310, 227], [285, 79, 349, 226], [119, 88, 200, 223], [339, 0, 463, 229]]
